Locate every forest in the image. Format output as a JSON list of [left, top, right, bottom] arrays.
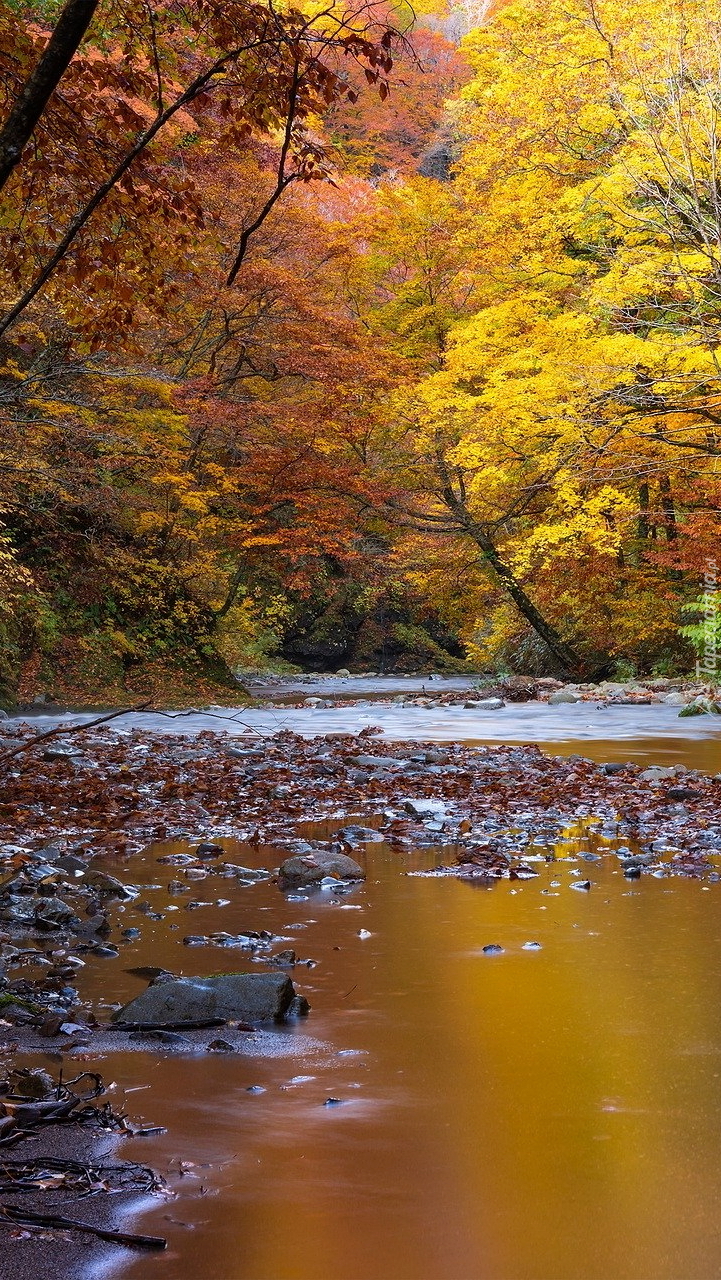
[[2, 0, 721, 705]]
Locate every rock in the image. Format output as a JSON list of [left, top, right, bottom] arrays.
[[522, 941, 542, 950], [336, 668, 351, 677], [207, 1039, 237, 1053], [663, 692, 686, 705], [482, 944, 504, 954], [9, 1068, 55, 1099], [570, 880, 592, 891], [548, 690, 582, 705], [195, 842, 224, 859], [679, 703, 707, 716], [693, 697, 721, 714], [336, 826, 384, 843], [349, 754, 408, 770], [403, 799, 448, 821], [600, 762, 628, 775], [223, 865, 271, 881], [55, 854, 88, 876], [666, 786, 702, 801], [278, 851, 364, 890], [115, 972, 297, 1024], [129, 1029, 191, 1047], [270, 949, 297, 966], [34, 899, 78, 929], [464, 698, 505, 710], [287, 994, 311, 1017], [84, 869, 136, 899], [639, 766, 678, 782]]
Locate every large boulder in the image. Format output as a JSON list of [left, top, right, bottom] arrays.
[[278, 850, 364, 891], [548, 689, 582, 705], [114, 972, 296, 1025]]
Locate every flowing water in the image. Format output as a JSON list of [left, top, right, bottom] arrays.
[[15, 684, 721, 1279]]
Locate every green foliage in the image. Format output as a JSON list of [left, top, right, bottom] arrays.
[[680, 593, 721, 660]]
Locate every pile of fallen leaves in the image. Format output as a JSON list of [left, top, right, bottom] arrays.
[[0, 720, 719, 878]]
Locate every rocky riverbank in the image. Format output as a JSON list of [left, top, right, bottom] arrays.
[[262, 673, 721, 714]]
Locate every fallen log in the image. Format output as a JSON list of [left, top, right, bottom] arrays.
[[1, 1204, 167, 1248], [0, 702, 152, 766], [111, 1017, 229, 1032]]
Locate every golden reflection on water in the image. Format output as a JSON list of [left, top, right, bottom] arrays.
[[79, 828, 721, 1280]]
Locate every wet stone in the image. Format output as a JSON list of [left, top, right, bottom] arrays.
[[278, 851, 365, 891], [287, 994, 311, 1017], [129, 1029, 192, 1047], [83, 869, 136, 899], [116, 971, 297, 1024], [207, 1038, 237, 1053], [195, 842, 225, 859]]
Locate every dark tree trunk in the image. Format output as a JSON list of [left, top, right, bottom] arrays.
[[637, 481, 650, 542], [466, 523, 595, 676], [0, 0, 100, 192], [659, 474, 682, 582], [659, 475, 677, 542], [433, 461, 606, 676]]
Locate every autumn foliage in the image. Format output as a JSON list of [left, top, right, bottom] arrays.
[[2, 0, 721, 702]]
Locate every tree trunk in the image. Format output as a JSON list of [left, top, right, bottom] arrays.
[[659, 474, 682, 581], [659, 475, 677, 542], [0, 0, 100, 193], [637, 481, 650, 541], [434, 463, 606, 676], [467, 524, 596, 676]]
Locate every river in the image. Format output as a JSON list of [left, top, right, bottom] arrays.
[[16, 680, 721, 1279]]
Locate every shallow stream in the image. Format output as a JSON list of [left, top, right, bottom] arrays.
[[15, 683, 721, 1280]]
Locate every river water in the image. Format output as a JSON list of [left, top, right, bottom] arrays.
[[20, 683, 721, 1279]]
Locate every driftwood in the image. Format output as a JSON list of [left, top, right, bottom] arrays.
[[0, 1204, 167, 1248], [111, 1017, 228, 1032], [0, 702, 152, 766]]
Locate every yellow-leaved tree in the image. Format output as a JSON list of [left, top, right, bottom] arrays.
[[359, 0, 721, 673]]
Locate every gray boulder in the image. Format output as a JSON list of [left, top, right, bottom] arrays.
[[115, 972, 296, 1025], [278, 850, 364, 890], [464, 698, 505, 710], [548, 689, 582, 705]]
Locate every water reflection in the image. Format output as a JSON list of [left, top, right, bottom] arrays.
[[78, 840, 721, 1280]]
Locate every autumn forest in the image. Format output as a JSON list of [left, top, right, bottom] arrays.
[[2, 0, 721, 705]]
